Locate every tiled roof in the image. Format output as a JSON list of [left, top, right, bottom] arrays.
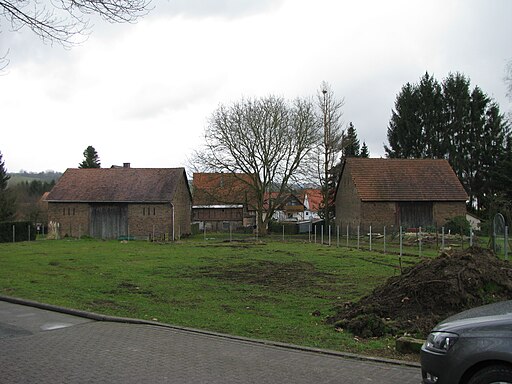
[[193, 173, 257, 207], [341, 158, 468, 202], [46, 168, 188, 202], [302, 189, 322, 212]]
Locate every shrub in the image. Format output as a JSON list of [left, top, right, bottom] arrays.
[[0, 221, 37, 243], [444, 216, 471, 235], [268, 221, 299, 235]]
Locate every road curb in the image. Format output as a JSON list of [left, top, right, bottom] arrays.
[[0, 294, 420, 368]]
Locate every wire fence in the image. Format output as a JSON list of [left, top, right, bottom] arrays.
[[196, 222, 510, 259], [3, 219, 510, 260]]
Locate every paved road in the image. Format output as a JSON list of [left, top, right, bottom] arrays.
[[0, 300, 421, 383]]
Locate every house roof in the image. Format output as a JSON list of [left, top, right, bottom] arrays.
[[340, 158, 468, 202], [264, 192, 305, 211], [301, 189, 322, 212], [193, 173, 257, 207], [46, 168, 189, 203]]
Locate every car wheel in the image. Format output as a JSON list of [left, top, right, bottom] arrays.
[[467, 365, 512, 384]]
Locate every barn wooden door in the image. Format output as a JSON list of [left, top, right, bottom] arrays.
[[397, 202, 433, 229], [90, 204, 128, 239]]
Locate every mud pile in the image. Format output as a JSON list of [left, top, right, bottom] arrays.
[[329, 247, 512, 338]]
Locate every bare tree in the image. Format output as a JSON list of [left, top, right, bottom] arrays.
[[0, 0, 151, 47], [316, 81, 344, 229], [194, 95, 318, 235], [506, 59, 512, 121], [506, 60, 512, 101]]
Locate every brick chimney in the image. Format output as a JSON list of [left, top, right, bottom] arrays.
[[123, 163, 131, 168]]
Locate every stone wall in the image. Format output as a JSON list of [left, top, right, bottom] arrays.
[[433, 201, 467, 227], [48, 203, 90, 238], [335, 165, 361, 229], [172, 175, 192, 238], [127, 203, 172, 240]]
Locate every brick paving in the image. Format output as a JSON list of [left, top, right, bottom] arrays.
[[0, 300, 421, 383]]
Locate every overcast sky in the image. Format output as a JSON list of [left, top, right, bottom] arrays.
[[1, 0, 511, 173]]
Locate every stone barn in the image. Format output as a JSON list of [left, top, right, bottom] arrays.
[[335, 158, 468, 232], [46, 166, 192, 240]]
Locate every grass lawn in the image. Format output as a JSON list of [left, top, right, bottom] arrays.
[[0, 237, 429, 359]]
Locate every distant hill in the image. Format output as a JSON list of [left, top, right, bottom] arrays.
[[8, 171, 62, 186]]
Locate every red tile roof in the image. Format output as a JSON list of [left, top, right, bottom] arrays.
[[193, 173, 257, 207], [340, 158, 468, 202], [46, 168, 189, 203], [302, 189, 322, 212]]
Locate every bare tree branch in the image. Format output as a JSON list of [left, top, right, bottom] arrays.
[[0, 0, 151, 48], [315, 81, 345, 228]]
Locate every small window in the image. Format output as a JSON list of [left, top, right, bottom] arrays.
[[73, 208, 76, 215], [153, 207, 156, 215], [63, 208, 66, 215], [143, 208, 146, 216]]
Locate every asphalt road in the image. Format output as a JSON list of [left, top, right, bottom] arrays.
[[0, 299, 421, 383]]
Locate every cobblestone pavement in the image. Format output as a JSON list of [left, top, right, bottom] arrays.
[[0, 300, 421, 383]]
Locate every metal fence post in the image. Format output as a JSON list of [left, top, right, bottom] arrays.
[[383, 226, 386, 254], [505, 226, 509, 261], [346, 224, 349, 247], [369, 225, 372, 251], [357, 225, 360, 250], [337, 226, 339, 247], [441, 227, 445, 250], [328, 225, 331, 246], [399, 226, 403, 258], [419, 226, 422, 257], [12, 225, 15, 243]]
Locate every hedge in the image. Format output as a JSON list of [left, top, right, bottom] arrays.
[[0, 221, 37, 243], [268, 221, 299, 235]]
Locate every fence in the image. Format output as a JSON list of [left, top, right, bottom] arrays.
[[196, 222, 508, 257]]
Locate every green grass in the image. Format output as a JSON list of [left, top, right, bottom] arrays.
[[0, 237, 427, 358]]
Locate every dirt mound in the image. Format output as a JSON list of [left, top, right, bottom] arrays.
[[328, 247, 512, 338]]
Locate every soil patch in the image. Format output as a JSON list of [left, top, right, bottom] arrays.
[[192, 260, 337, 292], [328, 247, 512, 338]]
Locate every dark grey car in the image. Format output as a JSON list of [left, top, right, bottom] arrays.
[[421, 300, 512, 384]]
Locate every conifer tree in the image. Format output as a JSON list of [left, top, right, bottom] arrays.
[[360, 142, 370, 158], [0, 151, 15, 221], [344, 122, 360, 157], [0, 151, 9, 191], [79, 146, 101, 168]]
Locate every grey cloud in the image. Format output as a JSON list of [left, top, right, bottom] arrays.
[[154, 0, 284, 19]]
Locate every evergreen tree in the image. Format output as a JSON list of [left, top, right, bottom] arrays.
[[385, 82, 423, 158], [360, 142, 370, 158], [0, 151, 15, 221], [0, 151, 9, 191], [384, 72, 509, 214], [79, 146, 101, 168], [344, 122, 360, 157], [417, 72, 444, 157]]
